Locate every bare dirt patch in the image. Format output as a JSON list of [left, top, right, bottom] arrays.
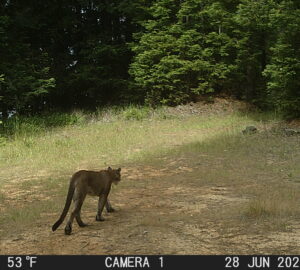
[[1, 153, 299, 255], [166, 96, 254, 117]]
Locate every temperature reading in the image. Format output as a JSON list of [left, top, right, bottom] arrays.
[[7, 257, 22, 268], [7, 256, 37, 268]]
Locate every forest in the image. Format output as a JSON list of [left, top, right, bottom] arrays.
[[0, 0, 299, 118]]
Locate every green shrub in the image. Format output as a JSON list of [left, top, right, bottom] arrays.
[[122, 105, 151, 120]]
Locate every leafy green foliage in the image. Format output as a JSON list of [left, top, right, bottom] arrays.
[[0, 0, 299, 118], [0, 10, 55, 116], [122, 105, 151, 120], [263, 1, 300, 117], [130, 0, 237, 105], [0, 0, 148, 115], [232, 0, 277, 105]]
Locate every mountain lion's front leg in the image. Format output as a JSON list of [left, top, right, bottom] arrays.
[[96, 195, 108, 221]]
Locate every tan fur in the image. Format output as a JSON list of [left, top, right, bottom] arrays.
[[52, 167, 121, 235]]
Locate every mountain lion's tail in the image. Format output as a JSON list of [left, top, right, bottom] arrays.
[[52, 177, 76, 231]]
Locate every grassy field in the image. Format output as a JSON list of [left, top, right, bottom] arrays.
[[0, 100, 300, 254], [0, 104, 255, 187]]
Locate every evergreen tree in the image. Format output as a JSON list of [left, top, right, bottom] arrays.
[[0, 0, 299, 117], [233, 0, 277, 105], [0, 3, 55, 116], [263, 0, 300, 117], [130, 0, 238, 105]]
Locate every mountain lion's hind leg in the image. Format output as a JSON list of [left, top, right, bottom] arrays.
[[75, 194, 87, 227], [65, 195, 85, 235], [105, 199, 115, 213]]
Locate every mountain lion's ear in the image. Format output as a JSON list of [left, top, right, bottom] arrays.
[[108, 167, 112, 171], [117, 168, 121, 172]]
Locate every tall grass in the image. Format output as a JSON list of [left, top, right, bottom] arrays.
[[0, 110, 257, 188], [0, 112, 87, 138], [0, 105, 172, 139]]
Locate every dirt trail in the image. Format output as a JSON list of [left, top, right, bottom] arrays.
[[1, 160, 299, 255]]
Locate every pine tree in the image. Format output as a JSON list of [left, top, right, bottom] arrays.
[[130, 0, 238, 105], [263, 0, 300, 117]]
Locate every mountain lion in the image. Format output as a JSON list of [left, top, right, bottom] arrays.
[[52, 167, 121, 235]]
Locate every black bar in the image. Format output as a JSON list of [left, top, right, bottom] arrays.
[[0, 255, 299, 270]]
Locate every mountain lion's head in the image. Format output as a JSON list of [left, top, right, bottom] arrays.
[[107, 167, 121, 184]]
